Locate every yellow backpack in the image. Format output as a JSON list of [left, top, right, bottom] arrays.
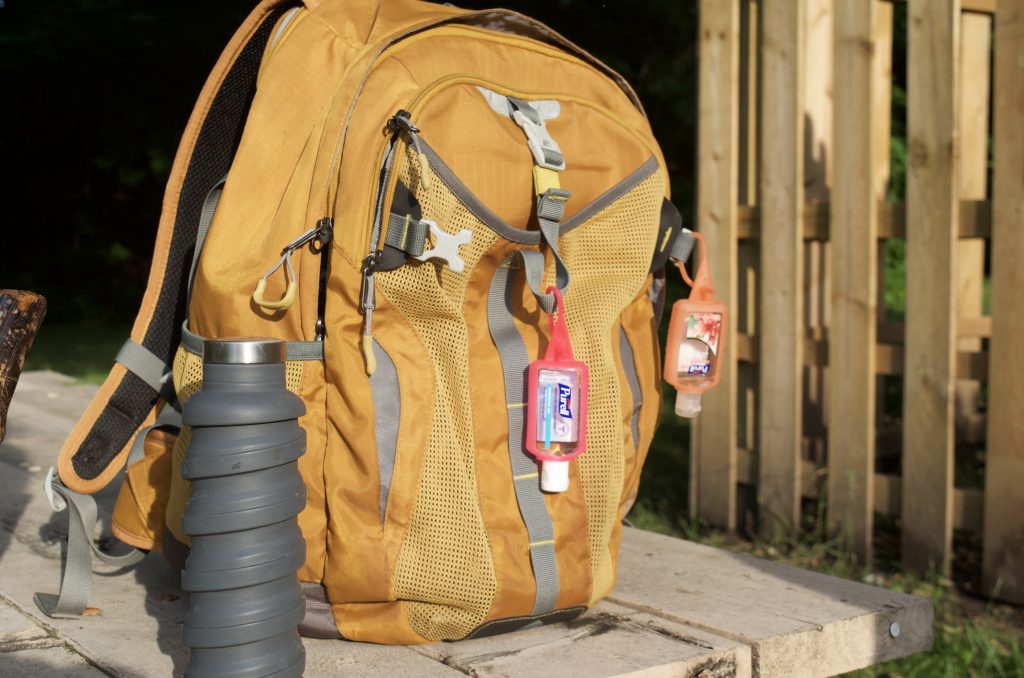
[[42, 0, 693, 643]]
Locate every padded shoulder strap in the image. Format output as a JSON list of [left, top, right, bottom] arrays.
[[56, 1, 297, 494]]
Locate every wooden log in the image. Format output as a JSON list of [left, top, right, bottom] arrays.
[[828, 0, 879, 564], [0, 291, 47, 444], [693, 0, 742, 530], [984, 0, 1024, 606], [758, 0, 804, 536], [902, 0, 960, 577]]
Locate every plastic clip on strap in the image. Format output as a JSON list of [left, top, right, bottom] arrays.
[[34, 469, 146, 618], [508, 98, 565, 171]]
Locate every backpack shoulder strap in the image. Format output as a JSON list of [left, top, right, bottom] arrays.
[[56, 0, 297, 494]]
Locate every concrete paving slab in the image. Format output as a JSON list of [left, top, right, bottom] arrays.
[[0, 646, 109, 677]]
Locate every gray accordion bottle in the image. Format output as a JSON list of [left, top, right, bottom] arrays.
[[181, 338, 307, 678]]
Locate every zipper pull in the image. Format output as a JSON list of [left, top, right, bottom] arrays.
[[387, 110, 432, 191], [314, 217, 334, 341], [360, 250, 382, 375]]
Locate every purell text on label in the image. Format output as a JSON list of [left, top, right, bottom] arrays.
[[557, 384, 572, 418]]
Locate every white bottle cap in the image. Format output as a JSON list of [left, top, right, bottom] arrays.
[[675, 391, 702, 418], [540, 460, 570, 493]]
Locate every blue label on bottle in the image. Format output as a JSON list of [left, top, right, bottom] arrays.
[[687, 364, 711, 375], [557, 383, 573, 418]]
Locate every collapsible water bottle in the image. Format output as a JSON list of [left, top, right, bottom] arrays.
[[664, 232, 728, 417], [181, 338, 307, 678]]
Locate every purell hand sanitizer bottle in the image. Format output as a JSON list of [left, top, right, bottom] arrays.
[[664, 231, 728, 417], [527, 287, 589, 493]]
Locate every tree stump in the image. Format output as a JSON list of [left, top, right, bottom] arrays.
[[0, 290, 47, 444]]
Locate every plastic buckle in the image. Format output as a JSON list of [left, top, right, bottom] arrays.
[[43, 467, 67, 512], [413, 220, 473, 274], [511, 110, 566, 171]]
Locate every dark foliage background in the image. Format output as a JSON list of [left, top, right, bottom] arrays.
[[0, 0, 697, 325]]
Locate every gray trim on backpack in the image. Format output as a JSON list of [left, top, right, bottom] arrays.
[[618, 326, 642, 451], [369, 339, 400, 523], [181, 321, 324, 362], [487, 252, 562, 616], [560, 157, 660, 232], [419, 138, 659, 245]]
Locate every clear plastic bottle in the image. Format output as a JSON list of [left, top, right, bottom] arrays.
[[664, 231, 728, 418], [527, 288, 589, 493]]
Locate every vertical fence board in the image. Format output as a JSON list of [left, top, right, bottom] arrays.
[[694, 0, 742, 530], [758, 0, 805, 534], [828, 0, 877, 563], [902, 0, 960, 575], [984, 0, 1024, 605], [873, 2, 895, 471], [955, 12, 991, 445], [739, 0, 761, 206], [802, 0, 832, 500]]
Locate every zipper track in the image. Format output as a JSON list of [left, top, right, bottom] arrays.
[[359, 76, 663, 259]]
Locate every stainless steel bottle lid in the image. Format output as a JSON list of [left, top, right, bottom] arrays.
[[203, 338, 287, 365]]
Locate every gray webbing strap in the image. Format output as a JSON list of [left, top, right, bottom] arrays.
[[487, 252, 561, 615], [384, 212, 429, 257], [34, 472, 146, 619], [187, 177, 226, 307], [533, 189, 572, 313], [667, 228, 696, 264], [180, 321, 324, 362], [115, 339, 172, 396]]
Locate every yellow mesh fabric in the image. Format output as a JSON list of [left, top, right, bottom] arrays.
[[381, 148, 500, 641], [557, 171, 663, 603], [164, 345, 306, 545]]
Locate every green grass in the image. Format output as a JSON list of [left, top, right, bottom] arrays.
[[22, 323, 130, 384]]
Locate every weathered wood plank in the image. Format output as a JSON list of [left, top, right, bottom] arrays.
[[693, 0, 742, 530], [758, 0, 804, 536], [902, 0, 960, 576], [955, 11, 991, 445], [413, 601, 752, 678], [828, 0, 878, 564], [0, 290, 47, 444], [612, 527, 933, 678], [984, 0, 1024, 606], [739, 0, 760, 207]]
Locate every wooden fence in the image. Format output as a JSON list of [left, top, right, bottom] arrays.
[[692, 0, 1023, 605]]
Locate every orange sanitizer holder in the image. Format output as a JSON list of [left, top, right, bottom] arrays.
[[526, 287, 589, 493], [663, 232, 728, 417]]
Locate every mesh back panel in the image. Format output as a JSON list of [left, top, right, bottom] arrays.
[[557, 171, 662, 602], [380, 150, 500, 641], [165, 346, 305, 544]]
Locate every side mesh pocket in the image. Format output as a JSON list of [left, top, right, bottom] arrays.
[[111, 427, 177, 551]]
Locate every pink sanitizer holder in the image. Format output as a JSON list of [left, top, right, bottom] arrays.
[[526, 287, 589, 493]]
